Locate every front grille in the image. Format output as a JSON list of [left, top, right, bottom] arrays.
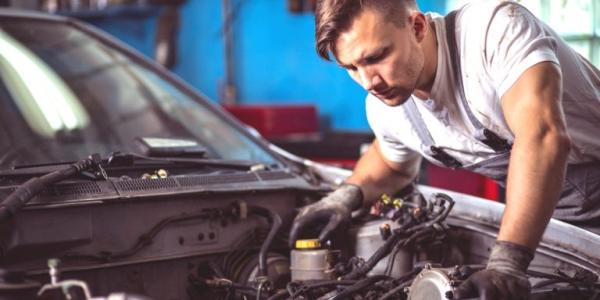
[[177, 173, 258, 187], [255, 171, 296, 181], [51, 182, 102, 196], [115, 178, 179, 191]]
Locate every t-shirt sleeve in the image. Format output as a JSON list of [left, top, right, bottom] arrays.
[[484, 2, 559, 97], [365, 94, 420, 163]]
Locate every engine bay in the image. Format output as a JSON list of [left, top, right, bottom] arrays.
[[2, 174, 599, 300]]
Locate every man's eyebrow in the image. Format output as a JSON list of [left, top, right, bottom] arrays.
[[336, 51, 368, 69], [360, 47, 386, 63]]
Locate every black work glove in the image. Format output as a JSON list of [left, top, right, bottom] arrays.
[[288, 184, 363, 248], [453, 241, 533, 300]]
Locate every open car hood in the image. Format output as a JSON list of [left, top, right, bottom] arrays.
[[273, 142, 600, 274]]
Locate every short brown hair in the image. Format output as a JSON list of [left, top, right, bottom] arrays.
[[315, 0, 417, 61]]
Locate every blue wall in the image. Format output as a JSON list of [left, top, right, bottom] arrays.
[[88, 0, 447, 130], [82, 9, 159, 58]]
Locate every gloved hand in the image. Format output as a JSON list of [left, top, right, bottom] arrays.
[[453, 240, 533, 300], [288, 184, 363, 248]]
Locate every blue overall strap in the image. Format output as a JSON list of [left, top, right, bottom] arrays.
[[404, 98, 462, 169], [444, 9, 512, 152]]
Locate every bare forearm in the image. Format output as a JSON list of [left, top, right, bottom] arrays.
[[346, 140, 421, 206], [499, 132, 570, 250], [499, 62, 568, 250]]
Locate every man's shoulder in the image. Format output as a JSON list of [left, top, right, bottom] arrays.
[[456, 0, 518, 13], [453, 0, 543, 62], [451, 1, 499, 44], [456, 1, 527, 26]]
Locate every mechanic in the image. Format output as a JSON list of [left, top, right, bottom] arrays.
[[289, 0, 600, 299]]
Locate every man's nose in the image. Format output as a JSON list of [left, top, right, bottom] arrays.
[[358, 68, 383, 92]]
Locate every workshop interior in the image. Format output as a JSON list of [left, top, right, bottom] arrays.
[[0, 0, 599, 299]]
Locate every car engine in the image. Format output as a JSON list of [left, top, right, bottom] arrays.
[[2, 170, 599, 300]]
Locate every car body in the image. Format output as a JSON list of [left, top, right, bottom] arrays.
[[0, 9, 598, 300]]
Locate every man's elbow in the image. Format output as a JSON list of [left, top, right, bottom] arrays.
[[543, 128, 571, 160]]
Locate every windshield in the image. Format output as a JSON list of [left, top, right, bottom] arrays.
[[0, 18, 279, 168]]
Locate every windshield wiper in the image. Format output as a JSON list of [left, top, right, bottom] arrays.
[[106, 152, 265, 171], [0, 152, 268, 177]]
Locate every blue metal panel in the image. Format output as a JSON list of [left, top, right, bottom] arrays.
[[172, 1, 225, 102], [233, 0, 367, 130], [81, 8, 160, 58], [422, 0, 448, 14]]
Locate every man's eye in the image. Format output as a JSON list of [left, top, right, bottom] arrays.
[[365, 54, 383, 64], [365, 49, 388, 64]]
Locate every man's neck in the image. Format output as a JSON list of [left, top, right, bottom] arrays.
[[414, 20, 438, 100]]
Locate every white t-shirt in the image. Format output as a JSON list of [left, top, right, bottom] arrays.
[[367, 0, 600, 168]]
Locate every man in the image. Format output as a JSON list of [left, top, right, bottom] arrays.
[[289, 0, 600, 299]]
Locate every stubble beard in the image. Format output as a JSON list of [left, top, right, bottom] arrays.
[[381, 52, 423, 107]]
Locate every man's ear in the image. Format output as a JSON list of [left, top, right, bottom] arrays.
[[410, 12, 428, 42]]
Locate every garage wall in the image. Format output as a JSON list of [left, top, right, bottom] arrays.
[[85, 11, 159, 58], [87, 0, 447, 130]]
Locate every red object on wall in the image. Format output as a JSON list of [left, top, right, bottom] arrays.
[[426, 164, 499, 201], [223, 104, 319, 138]]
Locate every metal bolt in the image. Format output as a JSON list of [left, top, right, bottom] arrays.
[[458, 265, 473, 279], [379, 223, 392, 240], [449, 265, 460, 278], [157, 169, 168, 178], [48, 258, 59, 268], [48, 258, 60, 285]]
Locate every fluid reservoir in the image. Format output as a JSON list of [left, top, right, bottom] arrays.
[[290, 239, 335, 281]]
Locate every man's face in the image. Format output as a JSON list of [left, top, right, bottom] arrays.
[[335, 8, 425, 106]]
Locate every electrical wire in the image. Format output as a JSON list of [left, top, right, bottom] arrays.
[[62, 208, 228, 262], [342, 195, 454, 280], [528, 269, 600, 290], [377, 281, 412, 300], [0, 153, 102, 221], [327, 275, 391, 300], [288, 280, 358, 299], [384, 244, 402, 276]]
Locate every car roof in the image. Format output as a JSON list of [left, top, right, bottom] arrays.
[[0, 8, 68, 22]]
